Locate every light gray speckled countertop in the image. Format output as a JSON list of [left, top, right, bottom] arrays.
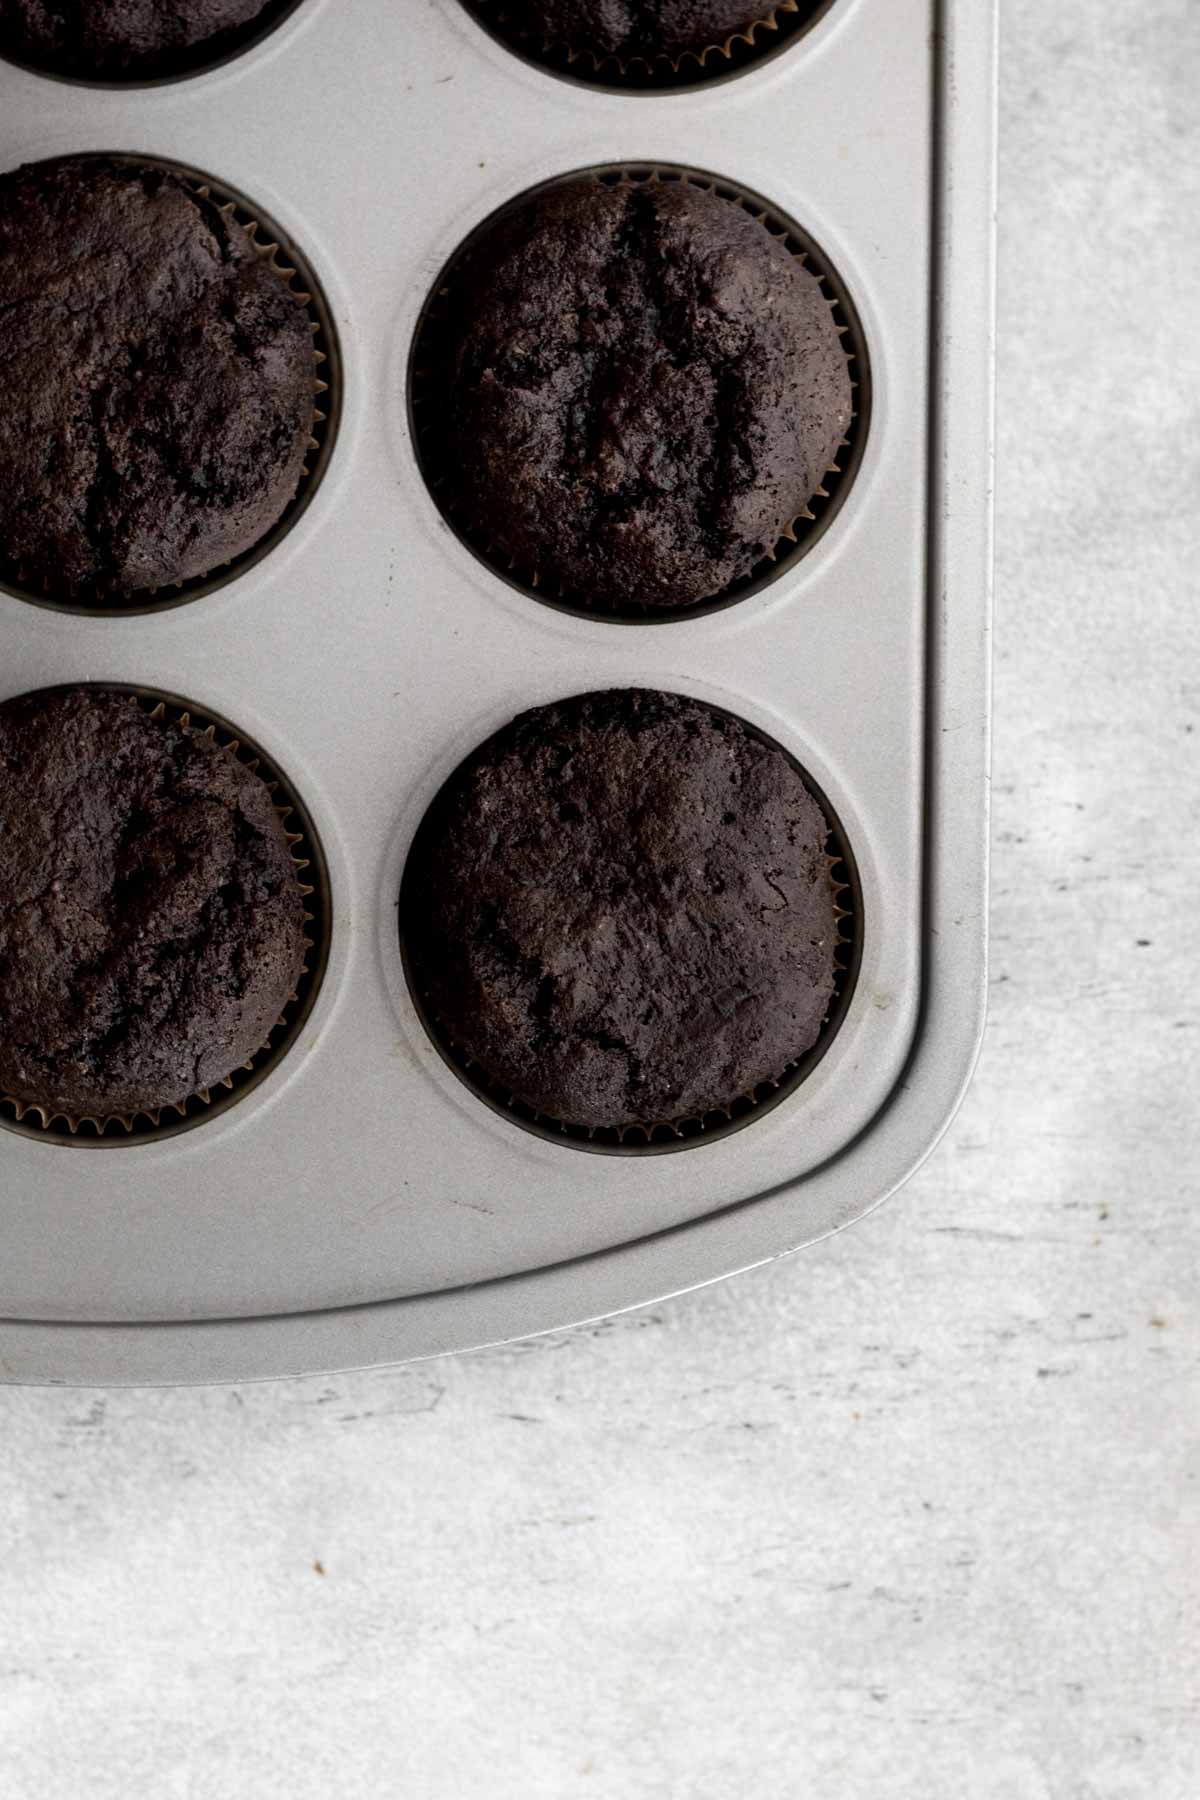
[[1, 1, 1197, 1794]]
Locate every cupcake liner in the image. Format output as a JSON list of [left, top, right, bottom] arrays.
[[462, 1, 838, 90], [0, 689, 332, 1148], [400, 711, 862, 1157], [0, 153, 340, 617], [409, 164, 868, 622]]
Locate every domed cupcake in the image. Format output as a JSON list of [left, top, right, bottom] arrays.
[[419, 173, 853, 615], [488, 1, 794, 62], [0, 155, 317, 605], [460, 0, 829, 84], [0, 0, 299, 81], [0, 688, 308, 1125], [401, 688, 847, 1141]]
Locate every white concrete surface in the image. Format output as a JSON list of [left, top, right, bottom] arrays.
[[1, 1, 1197, 1794]]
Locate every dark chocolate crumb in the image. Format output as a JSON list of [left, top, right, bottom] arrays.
[[0, 156, 314, 598], [402, 689, 842, 1131], [0, 1, 291, 79], [439, 177, 851, 611], [0, 689, 306, 1118]]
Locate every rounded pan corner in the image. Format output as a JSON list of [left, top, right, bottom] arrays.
[[0, 924, 988, 1388]]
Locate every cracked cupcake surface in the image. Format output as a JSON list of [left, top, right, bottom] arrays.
[[0, 156, 314, 599], [438, 177, 851, 611], [0, 689, 307, 1119], [401, 689, 841, 1133], [0, 1, 288, 78], [494, 1, 775, 61]]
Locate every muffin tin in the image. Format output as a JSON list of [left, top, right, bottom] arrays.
[[0, 0, 996, 1384]]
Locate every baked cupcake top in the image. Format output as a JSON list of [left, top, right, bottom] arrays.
[[401, 689, 842, 1135], [0, 155, 315, 601], [0, 1, 289, 80], [496, 2, 768, 61], [434, 176, 852, 612], [0, 689, 307, 1120]]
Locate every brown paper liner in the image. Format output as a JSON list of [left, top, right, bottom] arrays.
[[0, 689, 332, 1148], [462, 1, 839, 90], [0, 153, 340, 617], [410, 164, 868, 623], [400, 705, 861, 1157]]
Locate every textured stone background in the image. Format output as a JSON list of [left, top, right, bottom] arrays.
[[1, 1, 1197, 1794]]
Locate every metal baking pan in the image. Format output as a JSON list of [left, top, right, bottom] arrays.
[[0, 0, 996, 1385]]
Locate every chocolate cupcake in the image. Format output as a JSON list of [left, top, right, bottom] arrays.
[[417, 173, 854, 615], [0, 688, 308, 1126], [401, 689, 848, 1142], [0, 155, 318, 604], [0, 1, 300, 81], [462, 1, 831, 85], [481, 1, 793, 61]]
